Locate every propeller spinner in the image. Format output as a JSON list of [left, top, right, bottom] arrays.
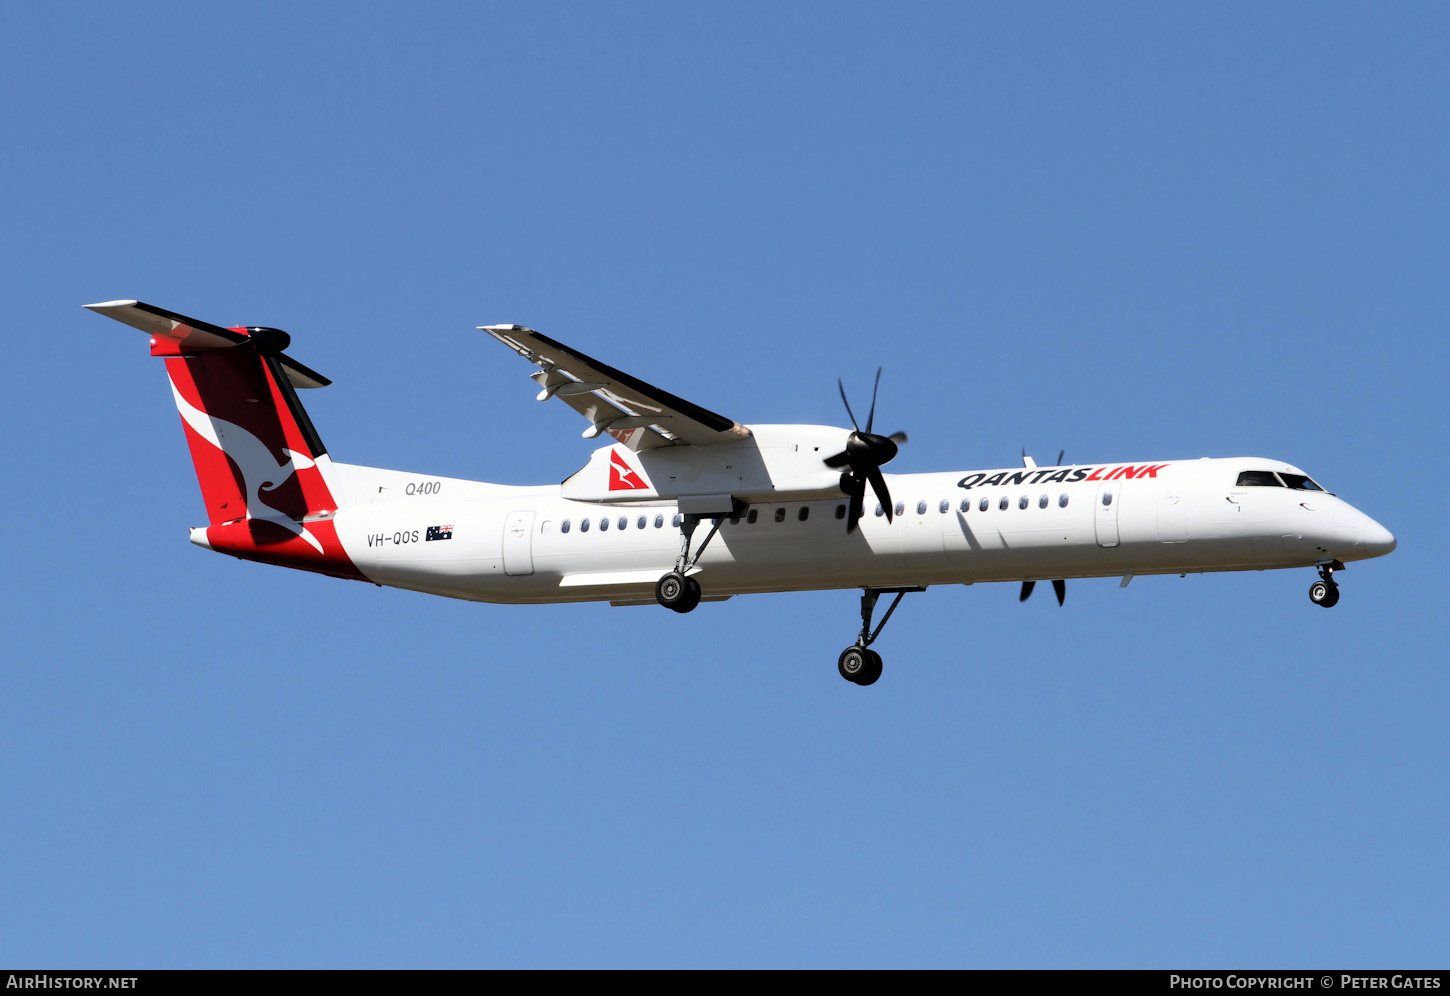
[[823, 368, 907, 533]]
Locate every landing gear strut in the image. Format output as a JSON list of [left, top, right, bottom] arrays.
[[1310, 561, 1343, 608], [656, 503, 743, 613], [838, 586, 923, 686]]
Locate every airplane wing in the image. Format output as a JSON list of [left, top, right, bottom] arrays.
[[481, 325, 749, 450]]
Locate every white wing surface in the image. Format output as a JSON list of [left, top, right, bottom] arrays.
[[481, 325, 748, 451]]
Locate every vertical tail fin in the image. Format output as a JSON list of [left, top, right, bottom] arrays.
[[87, 300, 363, 580]]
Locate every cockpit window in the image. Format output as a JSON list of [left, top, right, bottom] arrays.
[[1279, 473, 1325, 492], [1235, 470, 1284, 487]]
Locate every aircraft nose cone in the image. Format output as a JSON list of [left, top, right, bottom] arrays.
[[1361, 517, 1396, 556]]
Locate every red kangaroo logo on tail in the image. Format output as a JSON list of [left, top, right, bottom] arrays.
[[608, 450, 650, 491]]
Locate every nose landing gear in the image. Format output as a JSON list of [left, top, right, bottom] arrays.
[[1309, 561, 1343, 608], [838, 586, 922, 686]]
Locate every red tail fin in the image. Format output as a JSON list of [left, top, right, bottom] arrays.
[[87, 300, 364, 580]]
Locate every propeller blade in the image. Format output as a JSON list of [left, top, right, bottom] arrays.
[[866, 465, 893, 522], [1020, 581, 1036, 602], [837, 379, 860, 432], [1052, 579, 1066, 606], [823, 449, 851, 468], [889, 431, 908, 445], [1057, 449, 1066, 466], [846, 488, 864, 533], [865, 367, 882, 434]]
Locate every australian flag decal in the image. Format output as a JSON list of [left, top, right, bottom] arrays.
[[426, 525, 453, 542]]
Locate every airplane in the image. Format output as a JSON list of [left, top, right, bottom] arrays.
[[87, 300, 1397, 686]]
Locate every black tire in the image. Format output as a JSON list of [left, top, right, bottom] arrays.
[[675, 575, 702, 613], [838, 646, 869, 683], [856, 649, 883, 686], [1309, 579, 1340, 608], [655, 571, 687, 610]]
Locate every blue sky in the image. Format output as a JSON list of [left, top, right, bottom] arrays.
[[1, 1, 1446, 967]]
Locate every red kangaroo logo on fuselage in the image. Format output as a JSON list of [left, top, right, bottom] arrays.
[[608, 450, 650, 491]]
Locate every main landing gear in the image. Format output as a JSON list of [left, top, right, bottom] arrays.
[[655, 571, 701, 613], [838, 586, 922, 686], [655, 505, 741, 613], [1309, 561, 1344, 608]]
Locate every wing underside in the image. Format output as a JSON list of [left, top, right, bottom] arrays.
[[481, 325, 747, 450]]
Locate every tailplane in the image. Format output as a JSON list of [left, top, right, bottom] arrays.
[[87, 300, 363, 580]]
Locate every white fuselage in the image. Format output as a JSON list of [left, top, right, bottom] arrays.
[[283, 453, 1395, 605]]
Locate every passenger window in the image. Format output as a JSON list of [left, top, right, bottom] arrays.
[[654, 514, 664, 528], [835, 504, 846, 519], [939, 499, 949, 514], [561, 519, 571, 534], [1058, 494, 1068, 508], [875, 503, 885, 517], [580, 518, 590, 532], [672, 513, 683, 527], [541, 520, 553, 534], [728, 513, 740, 525], [959, 499, 970, 513], [1279, 473, 1325, 492], [1102, 491, 1113, 507], [599, 517, 610, 531], [618, 516, 628, 530], [1018, 495, 1029, 509], [774, 507, 786, 523], [895, 501, 905, 517], [748, 509, 759, 524], [979, 497, 989, 512], [798, 506, 809, 521], [1235, 470, 1284, 487], [913, 500, 925, 515], [1038, 494, 1048, 509], [637, 516, 647, 530], [998, 496, 1009, 510]]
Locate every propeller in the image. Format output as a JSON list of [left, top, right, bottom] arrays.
[[1020, 578, 1068, 606], [823, 368, 908, 532], [1019, 449, 1068, 604]]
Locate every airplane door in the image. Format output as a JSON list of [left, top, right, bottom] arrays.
[[1094, 482, 1120, 548], [503, 510, 536, 576], [1157, 488, 1189, 543]]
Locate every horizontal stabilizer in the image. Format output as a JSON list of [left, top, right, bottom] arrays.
[[86, 299, 248, 349], [85, 299, 331, 388]]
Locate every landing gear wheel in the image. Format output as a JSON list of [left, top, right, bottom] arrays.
[[656, 572, 686, 610], [656, 572, 703, 613], [838, 646, 883, 685], [1309, 579, 1340, 608], [858, 649, 883, 686], [678, 576, 702, 613]]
